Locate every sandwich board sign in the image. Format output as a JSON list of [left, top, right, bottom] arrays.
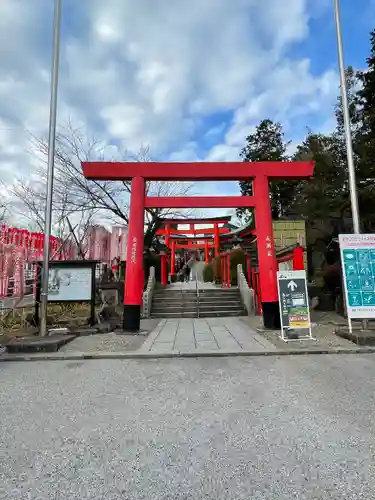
[[277, 270, 314, 342], [339, 234, 375, 330]]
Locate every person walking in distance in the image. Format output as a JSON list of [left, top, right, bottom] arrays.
[[111, 257, 120, 281], [185, 264, 191, 282]]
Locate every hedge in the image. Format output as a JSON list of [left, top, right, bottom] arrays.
[[202, 248, 247, 286]]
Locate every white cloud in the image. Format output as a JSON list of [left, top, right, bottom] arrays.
[[0, 0, 340, 200], [206, 58, 338, 161]]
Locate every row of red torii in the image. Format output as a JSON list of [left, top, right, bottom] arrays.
[[155, 217, 305, 299], [82, 160, 314, 332], [156, 216, 231, 283]]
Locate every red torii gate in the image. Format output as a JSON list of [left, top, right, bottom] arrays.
[[82, 161, 314, 332], [159, 237, 215, 286], [156, 216, 231, 273]]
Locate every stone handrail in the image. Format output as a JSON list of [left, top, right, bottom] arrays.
[[142, 266, 156, 318], [237, 263, 253, 315]]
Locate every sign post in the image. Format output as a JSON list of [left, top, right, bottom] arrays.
[[277, 270, 314, 342], [339, 234, 375, 332]]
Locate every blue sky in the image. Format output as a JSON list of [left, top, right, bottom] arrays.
[[0, 0, 374, 221]]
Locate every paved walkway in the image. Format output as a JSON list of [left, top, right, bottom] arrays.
[[140, 317, 276, 353]]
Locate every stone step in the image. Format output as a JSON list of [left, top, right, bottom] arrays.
[[152, 296, 198, 304], [154, 294, 241, 300], [151, 286, 245, 318], [153, 298, 192, 303], [154, 288, 239, 294], [152, 304, 245, 313], [156, 294, 240, 302], [198, 304, 244, 311], [154, 291, 240, 300], [199, 292, 240, 300], [198, 298, 242, 304], [199, 288, 239, 292], [152, 300, 243, 308], [151, 312, 198, 318], [152, 295, 197, 300], [199, 310, 247, 317], [152, 305, 198, 312], [154, 302, 242, 308], [151, 310, 247, 318]]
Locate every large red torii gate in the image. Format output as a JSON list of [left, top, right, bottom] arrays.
[[82, 161, 314, 332]]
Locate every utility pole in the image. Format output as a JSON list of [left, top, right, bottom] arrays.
[[40, 0, 62, 336]]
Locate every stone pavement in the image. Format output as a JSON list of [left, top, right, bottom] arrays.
[[140, 317, 276, 353]]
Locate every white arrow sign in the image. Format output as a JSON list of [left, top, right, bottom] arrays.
[[287, 280, 297, 292]]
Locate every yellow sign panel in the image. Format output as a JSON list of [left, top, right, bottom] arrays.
[[289, 320, 309, 328], [289, 314, 309, 329]]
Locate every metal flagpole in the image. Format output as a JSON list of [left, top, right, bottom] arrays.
[[39, 0, 62, 336], [334, 0, 368, 330], [334, 0, 361, 234]]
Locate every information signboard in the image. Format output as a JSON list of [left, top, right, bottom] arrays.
[[48, 266, 92, 302], [339, 234, 375, 320], [35, 260, 99, 326], [277, 270, 313, 341]]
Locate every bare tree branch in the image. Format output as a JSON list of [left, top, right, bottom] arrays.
[[9, 122, 197, 247], [0, 198, 10, 225]]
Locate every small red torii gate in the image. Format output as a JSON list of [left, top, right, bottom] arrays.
[[82, 161, 314, 332], [156, 216, 231, 273], [159, 237, 215, 286]]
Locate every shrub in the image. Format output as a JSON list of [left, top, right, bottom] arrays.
[[229, 248, 246, 286], [203, 263, 214, 282], [213, 256, 221, 283]]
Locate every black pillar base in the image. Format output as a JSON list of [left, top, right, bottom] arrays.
[[262, 301, 280, 330], [123, 304, 141, 332]]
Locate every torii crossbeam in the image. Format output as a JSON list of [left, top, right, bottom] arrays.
[[82, 161, 314, 332]]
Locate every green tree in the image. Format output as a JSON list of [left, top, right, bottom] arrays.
[[332, 66, 360, 204], [292, 131, 349, 234], [335, 66, 362, 139], [238, 119, 294, 220], [354, 29, 375, 230], [357, 30, 375, 169]]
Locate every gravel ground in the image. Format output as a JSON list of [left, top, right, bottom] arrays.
[[58, 333, 146, 353], [1, 355, 375, 499], [59, 319, 160, 353], [243, 310, 358, 350]]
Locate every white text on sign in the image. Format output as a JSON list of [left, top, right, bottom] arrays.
[[131, 237, 137, 264]]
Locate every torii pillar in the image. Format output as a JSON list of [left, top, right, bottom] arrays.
[[253, 175, 278, 322], [123, 176, 145, 331]]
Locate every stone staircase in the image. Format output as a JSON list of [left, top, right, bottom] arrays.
[[151, 287, 247, 318]]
